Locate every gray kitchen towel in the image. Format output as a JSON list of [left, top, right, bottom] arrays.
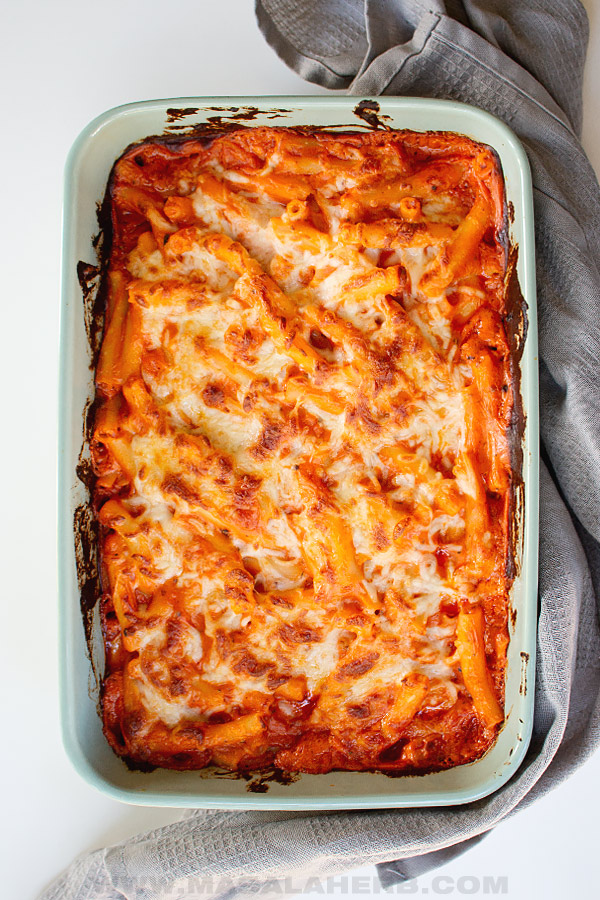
[[42, 2, 600, 898]]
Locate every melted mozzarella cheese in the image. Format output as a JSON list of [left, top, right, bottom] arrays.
[[99, 131, 512, 748]]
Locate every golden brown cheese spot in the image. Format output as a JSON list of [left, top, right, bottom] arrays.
[[161, 474, 202, 506], [279, 623, 322, 645], [337, 652, 380, 680]]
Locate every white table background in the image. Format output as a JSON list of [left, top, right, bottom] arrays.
[[1, 2, 599, 897]]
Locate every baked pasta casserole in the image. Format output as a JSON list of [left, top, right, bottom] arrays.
[[91, 127, 519, 774]]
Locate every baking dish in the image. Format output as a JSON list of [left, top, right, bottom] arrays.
[[59, 96, 538, 809]]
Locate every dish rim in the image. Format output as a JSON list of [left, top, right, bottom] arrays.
[[59, 95, 539, 809]]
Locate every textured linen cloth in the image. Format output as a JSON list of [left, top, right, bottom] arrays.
[[43, 2, 600, 897]]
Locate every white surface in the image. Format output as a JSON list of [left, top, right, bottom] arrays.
[[1, 1, 598, 897]]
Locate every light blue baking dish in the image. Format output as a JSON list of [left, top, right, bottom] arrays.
[[59, 97, 538, 809]]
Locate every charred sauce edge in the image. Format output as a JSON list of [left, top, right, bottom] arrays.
[[74, 194, 114, 701], [161, 101, 392, 138], [353, 100, 394, 131], [504, 246, 528, 588], [164, 105, 294, 132], [519, 652, 530, 696], [73, 108, 528, 784]]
